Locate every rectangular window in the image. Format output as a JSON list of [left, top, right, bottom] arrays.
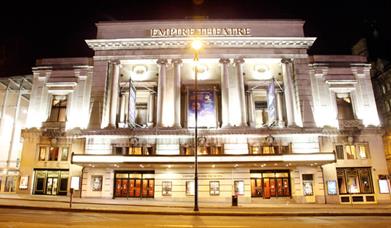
[[342, 144, 369, 160], [38, 146, 47, 161], [4, 176, 16, 192], [337, 168, 374, 194], [346, 145, 357, 159], [48, 96, 67, 122], [335, 145, 344, 160], [48, 147, 59, 161], [60, 147, 69, 161]]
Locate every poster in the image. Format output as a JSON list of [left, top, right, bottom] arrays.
[[234, 180, 244, 195], [91, 175, 103, 191], [379, 179, 390, 194], [19, 176, 28, 190], [162, 181, 172, 196], [186, 181, 195, 196], [303, 181, 313, 196], [267, 81, 276, 126], [71, 176, 80, 190], [209, 181, 220, 196], [187, 89, 216, 128], [327, 180, 337, 195]]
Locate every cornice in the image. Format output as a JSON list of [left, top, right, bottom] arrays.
[[85, 37, 316, 51]]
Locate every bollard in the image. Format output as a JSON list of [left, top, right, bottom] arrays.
[[69, 188, 74, 208]]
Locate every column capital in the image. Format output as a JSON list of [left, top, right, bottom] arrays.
[[171, 58, 183, 65], [157, 59, 168, 65], [281, 58, 293, 64], [110, 60, 121, 65], [219, 58, 230, 65], [234, 58, 245, 65]]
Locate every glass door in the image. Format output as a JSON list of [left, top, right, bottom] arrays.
[[46, 177, 58, 195], [263, 178, 270, 199]]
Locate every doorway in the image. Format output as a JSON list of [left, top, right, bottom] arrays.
[[114, 171, 154, 198]]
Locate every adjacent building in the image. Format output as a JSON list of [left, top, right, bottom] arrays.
[[10, 20, 391, 204]]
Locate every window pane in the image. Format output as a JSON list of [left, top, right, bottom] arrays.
[[39, 147, 46, 161], [58, 108, 67, 122], [346, 145, 357, 159], [335, 145, 344, 160], [48, 147, 59, 161], [337, 174, 347, 194], [358, 145, 367, 159], [61, 147, 69, 161]]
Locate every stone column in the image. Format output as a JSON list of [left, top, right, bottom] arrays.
[[0, 81, 10, 125], [118, 92, 126, 127], [172, 59, 182, 128], [109, 61, 120, 128], [147, 91, 155, 127], [7, 79, 22, 167], [247, 90, 255, 127], [234, 58, 247, 127], [276, 90, 285, 127], [281, 58, 296, 127], [156, 59, 168, 127], [219, 58, 230, 128]]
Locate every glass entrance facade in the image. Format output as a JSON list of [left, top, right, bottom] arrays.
[[114, 171, 154, 198], [250, 170, 290, 198], [33, 169, 69, 195]]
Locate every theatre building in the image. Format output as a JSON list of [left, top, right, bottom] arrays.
[[15, 20, 390, 204]]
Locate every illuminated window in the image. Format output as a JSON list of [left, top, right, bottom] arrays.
[[48, 96, 67, 122], [60, 147, 69, 161], [48, 147, 59, 161], [345, 145, 357, 159], [336, 95, 354, 120], [38, 146, 47, 161], [344, 144, 368, 160], [337, 168, 373, 195]]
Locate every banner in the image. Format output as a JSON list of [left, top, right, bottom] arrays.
[[187, 89, 216, 128], [267, 81, 276, 126]]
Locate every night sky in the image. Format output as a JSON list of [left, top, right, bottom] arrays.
[[0, 0, 389, 76]]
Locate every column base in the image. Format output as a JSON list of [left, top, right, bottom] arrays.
[[278, 121, 285, 128], [118, 122, 128, 128], [147, 122, 154, 127]]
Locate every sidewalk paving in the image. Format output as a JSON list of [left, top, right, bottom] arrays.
[[0, 193, 391, 216]]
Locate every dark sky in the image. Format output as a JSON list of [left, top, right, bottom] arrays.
[[0, 0, 390, 76]]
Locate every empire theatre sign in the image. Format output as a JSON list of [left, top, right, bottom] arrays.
[[150, 27, 251, 37]]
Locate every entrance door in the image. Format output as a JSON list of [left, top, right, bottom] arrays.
[[46, 177, 58, 195], [115, 179, 129, 197], [142, 179, 154, 197], [263, 178, 270, 199]]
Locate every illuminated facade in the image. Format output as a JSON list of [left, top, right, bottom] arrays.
[[0, 75, 32, 193], [14, 20, 390, 204]]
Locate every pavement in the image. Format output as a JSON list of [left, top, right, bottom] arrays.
[[0, 193, 391, 216]]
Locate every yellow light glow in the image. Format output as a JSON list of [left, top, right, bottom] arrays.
[[191, 39, 203, 51]]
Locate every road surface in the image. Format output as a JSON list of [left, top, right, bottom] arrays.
[[0, 208, 390, 227]]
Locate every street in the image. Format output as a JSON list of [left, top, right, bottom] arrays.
[[0, 208, 391, 228]]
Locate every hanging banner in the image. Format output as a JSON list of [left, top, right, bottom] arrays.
[[128, 80, 137, 128], [267, 81, 276, 126], [187, 89, 216, 128]]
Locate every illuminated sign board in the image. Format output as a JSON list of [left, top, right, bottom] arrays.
[[150, 28, 251, 38], [188, 89, 217, 128]]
